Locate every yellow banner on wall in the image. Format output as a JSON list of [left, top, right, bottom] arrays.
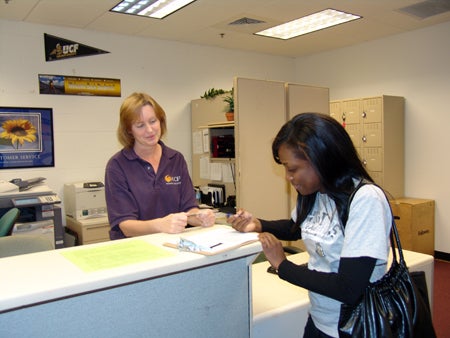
[[64, 77, 121, 96], [39, 74, 121, 97]]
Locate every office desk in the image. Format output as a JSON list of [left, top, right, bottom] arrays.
[[252, 250, 434, 338], [0, 225, 261, 338]]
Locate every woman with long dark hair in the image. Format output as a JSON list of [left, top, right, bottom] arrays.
[[229, 113, 391, 337]]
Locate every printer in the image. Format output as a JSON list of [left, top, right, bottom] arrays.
[[64, 181, 110, 245], [64, 181, 107, 220]]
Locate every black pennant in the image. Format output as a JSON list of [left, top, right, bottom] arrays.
[[44, 33, 109, 62]]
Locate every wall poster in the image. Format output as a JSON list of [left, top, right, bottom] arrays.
[[39, 74, 121, 97], [0, 107, 54, 169]]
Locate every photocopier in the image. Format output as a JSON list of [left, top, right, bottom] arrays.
[[0, 178, 64, 249]]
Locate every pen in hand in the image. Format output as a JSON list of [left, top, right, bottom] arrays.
[[187, 210, 214, 217], [227, 210, 244, 221], [227, 209, 256, 232], [187, 211, 215, 227]]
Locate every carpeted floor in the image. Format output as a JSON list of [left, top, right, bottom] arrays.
[[433, 259, 450, 338]]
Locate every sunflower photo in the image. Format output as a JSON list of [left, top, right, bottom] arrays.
[[0, 107, 54, 169]]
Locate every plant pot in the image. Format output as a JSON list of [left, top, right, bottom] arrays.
[[225, 112, 234, 121]]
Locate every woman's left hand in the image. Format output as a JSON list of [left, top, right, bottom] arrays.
[[258, 232, 286, 270], [187, 209, 215, 227], [197, 209, 215, 227]]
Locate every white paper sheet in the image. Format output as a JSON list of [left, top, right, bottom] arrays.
[[200, 156, 210, 179], [202, 129, 209, 153], [193, 130, 203, 154], [170, 227, 259, 254], [210, 163, 222, 180], [222, 163, 234, 183]]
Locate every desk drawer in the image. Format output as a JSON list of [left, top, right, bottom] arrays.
[[66, 217, 110, 245], [83, 224, 110, 243]]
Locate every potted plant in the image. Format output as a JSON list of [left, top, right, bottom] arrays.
[[223, 87, 234, 121], [201, 88, 226, 99]]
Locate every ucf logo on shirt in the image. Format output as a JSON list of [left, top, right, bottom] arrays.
[[164, 175, 181, 185]]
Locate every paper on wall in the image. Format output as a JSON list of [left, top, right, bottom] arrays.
[[193, 130, 203, 154], [222, 163, 234, 183], [210, 163, 222, 180], [200, 156, 210, 179], [202, 129, 209, 153]]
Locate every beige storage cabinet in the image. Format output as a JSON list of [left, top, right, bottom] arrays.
[[234, 78, 330, 220], [234, 78, 289, 219], [191, 95, 237, 202], [389, 198, 435, 255], [66, 216, 110, 245], [330, 95, 405, 198], [191, 78, 329, 220]]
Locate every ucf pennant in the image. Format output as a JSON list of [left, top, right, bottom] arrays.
[[44, 33, 109, 62]]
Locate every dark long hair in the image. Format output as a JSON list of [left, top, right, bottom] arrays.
[[272, 113, 373, 226]]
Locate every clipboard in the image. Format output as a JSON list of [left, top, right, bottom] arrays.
[[163, 227, 260, 256]]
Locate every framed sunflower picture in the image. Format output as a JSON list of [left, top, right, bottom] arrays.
[[0, 107, 54, 169]]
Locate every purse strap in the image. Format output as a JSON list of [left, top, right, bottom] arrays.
[[345, 180, 406, 266]]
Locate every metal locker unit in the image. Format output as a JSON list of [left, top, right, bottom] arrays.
[[330, 95, 405, 198]]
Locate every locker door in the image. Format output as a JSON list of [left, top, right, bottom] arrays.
[[341, 99, 361, 124], [369, 171, 384, 188], [362, 147, 383, 172], [362, 123, 382, 147], [330, 101, 342, 123], [345, 123, 361, 148], [362, 97, 382, 123]]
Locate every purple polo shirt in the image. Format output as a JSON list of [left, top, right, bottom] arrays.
[[105, 141, 198, 240]]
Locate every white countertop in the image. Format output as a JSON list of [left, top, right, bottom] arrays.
[[252, 252, 310, 319], [252, 249, 434, 338], [252, 248, 435, 320], [0, 224, 262, 312]]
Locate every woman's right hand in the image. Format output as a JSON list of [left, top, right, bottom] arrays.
[[227, 209, 261, 233]]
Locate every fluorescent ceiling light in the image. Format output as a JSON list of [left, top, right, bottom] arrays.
[[255, 8, 361, 40], [111, 0, 196, 19]]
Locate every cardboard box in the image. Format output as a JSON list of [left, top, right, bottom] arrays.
[[390, 198, 435, 255]]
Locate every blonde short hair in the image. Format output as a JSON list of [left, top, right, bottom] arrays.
[[117, 92, 167, 148]]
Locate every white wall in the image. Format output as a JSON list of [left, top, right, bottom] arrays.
[[1, 18, 449, 254], [0, 19, 294, 208], [294, 21, 450, 253]]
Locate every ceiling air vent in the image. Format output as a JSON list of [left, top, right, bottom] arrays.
[[229, 17, 266, 25], [397, 0, 450, 19]]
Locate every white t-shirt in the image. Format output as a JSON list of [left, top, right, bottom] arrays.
[[292, 184, 392, 337]]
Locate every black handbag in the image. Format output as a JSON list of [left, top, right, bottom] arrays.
[[338, 183, 436, 338]]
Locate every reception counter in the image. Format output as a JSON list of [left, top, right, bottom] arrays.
[[0, 224, 434, 338], [252, 250, 435, 338], [0, 225, 261, 338]]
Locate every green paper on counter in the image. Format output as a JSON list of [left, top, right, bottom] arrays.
[[62, 240, 175, 272]]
